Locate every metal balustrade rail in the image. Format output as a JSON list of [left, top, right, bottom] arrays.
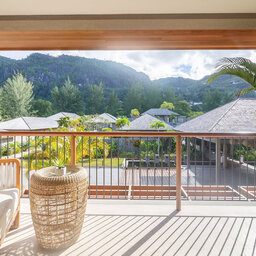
[[0, 131, 255, 210]]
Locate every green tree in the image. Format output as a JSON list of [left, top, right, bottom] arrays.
[[160, 101, 174, 110], [32, 99, 52, 117], [105, 90, 120, 116], [189, 111, 204, 119], [202, 90, 222, 112], [51, 78, 84, 114], [175, 100, 191, 116], [162, 87, 175, 103], [207, 57, 256, 95], [150, 120, 166, 155], [142, 85, 162, 111], [150, 120, 166, 130], [1, 73, 34, 118], [115, 117, 130, 129], [124, 84, 143, 115], [202, 90, 233, 112], [86, 83, 105, 114], [130, 108, 140, 117]]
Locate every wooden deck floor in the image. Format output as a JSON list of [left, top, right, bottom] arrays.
[[1, 199, 256, 256], [120, 165, 256, 189], [120, 167, 197, 186]]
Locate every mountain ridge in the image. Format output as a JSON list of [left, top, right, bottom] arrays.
[[0, 53, 254, 103]]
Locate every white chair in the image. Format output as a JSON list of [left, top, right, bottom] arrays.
[[0, 159, 21, 246]]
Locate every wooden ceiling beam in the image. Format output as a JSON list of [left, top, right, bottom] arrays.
[[0, 30, 256, 50]]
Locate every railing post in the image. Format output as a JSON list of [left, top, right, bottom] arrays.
[[216, 138, 221, 185], [176, 135, 182, 211], [71, 135, 76, 165]]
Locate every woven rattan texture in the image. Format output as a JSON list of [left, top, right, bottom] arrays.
[[29, 165, 88, 249]]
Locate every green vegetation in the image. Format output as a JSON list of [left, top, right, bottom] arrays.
[[202, 90, 232, 112], [130, 108, 140, 117], [32, 99, 52, 117], [208, 57, 256, 96], [150, 121, 166, 155], [105, 90, 121, 116], [82, 158, 124, 167], [0, 73, 34, 118], [189, 111, 204, 119], [175, 100, 191, 116], [150, 120, 166, 130], [85, 83, 105, 114], [1, 53, 255, 121], [115, 117, 130, 129], [160, 101, 174, 110], [51, 78, 84, 115]]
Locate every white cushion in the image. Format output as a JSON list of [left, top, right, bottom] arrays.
[[0, 163, 17, 190], [0, 188, 19, 240]]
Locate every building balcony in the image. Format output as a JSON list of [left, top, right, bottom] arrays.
[[0, 130, 255, 255]]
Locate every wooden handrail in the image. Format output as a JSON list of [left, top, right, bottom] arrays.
[[0, 131, 255, 138]]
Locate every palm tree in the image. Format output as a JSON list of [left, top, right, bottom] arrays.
[[207, 57, 256, 96], [150, 120, 166, 155]]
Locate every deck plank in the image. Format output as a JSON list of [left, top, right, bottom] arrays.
[[1, 199, 256, 256]]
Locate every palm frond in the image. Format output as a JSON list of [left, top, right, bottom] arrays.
[[238, 87, 256, 96], [207, 57, 256, 89]]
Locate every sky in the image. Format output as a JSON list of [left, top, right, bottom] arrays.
[[0, 50, 256, 80]]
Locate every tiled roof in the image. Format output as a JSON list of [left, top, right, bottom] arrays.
[[91, 113, 117, 123], [122, 114, 175, 131], [142, 108, 179, 116], [0, 117, 58, 131], [47, 112, 80, 121], [176, 98, 256, 133]]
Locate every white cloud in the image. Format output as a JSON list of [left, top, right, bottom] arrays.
[[0, 49, 255, 80]]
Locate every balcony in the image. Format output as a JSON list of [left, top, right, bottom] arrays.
[[1, 199, 256, 255], [0, 131, 256, 255]]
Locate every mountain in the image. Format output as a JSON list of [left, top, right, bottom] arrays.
[[155, 75, 256, 102], [0, 53, 151, 100], [0, 52, 255, 110]]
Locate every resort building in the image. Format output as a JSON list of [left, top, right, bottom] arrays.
[[90, 113, 117, 130], [47, 112, 80, 121], [177, 98, 256, 133], [142, 108, 188, 125], [0, 117, 58, 131], [122, 113, 174, 131]]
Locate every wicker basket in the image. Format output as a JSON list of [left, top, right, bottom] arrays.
[[29, 165, 88, 249]]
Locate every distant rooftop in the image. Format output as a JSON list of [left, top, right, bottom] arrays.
[[91, 113, 117, 123], [47, 112, 80, 121], [142, 108, 179, 116], [122, 114, 175, 131], [0, 117, 58, 131], [177, 98, 256, 133]]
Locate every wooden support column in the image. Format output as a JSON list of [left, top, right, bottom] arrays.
[[71, 135, 76, 165], [176, 135, 182, 211], [216, 138, 221, 185]]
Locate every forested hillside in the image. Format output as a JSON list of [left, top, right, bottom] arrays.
[[156, 75, 256, 102], [0, 53, 254, 118], [0, 53, 151, 100]]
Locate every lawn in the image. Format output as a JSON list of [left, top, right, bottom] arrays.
[[22, 157, 124, 169], [82, 158, 124, 168]]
